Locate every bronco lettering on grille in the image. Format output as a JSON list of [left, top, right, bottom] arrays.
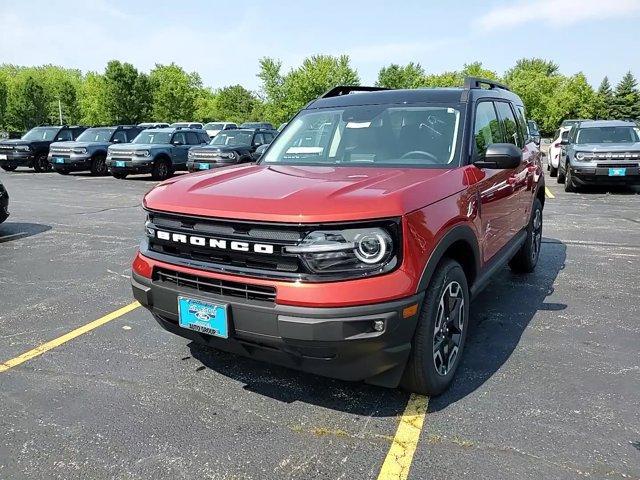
[[153, 229, 274, 254]]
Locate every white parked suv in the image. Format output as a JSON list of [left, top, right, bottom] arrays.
[[203, 122, 237, 138], [548, 126, 572, 177]]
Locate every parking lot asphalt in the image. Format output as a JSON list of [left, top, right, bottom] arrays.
[[0, 169, 639, 480]]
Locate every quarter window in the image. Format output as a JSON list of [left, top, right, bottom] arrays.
[[56, 129, 73, 141], [172, 132, 187, 145], [185, 132, 199, 145], [473, 102, 501, 158], [112, 130, 127, 143]]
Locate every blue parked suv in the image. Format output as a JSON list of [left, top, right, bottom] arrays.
[[107, 127, 209, 180], [558, 120, 640, 191], [49, 125, 142, 175]]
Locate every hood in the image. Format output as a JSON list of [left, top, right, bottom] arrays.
[[574, 142, 640, 153], [144, 164, 464, 223], [0, 139, 30, 147], [51, 140, 110, 149]]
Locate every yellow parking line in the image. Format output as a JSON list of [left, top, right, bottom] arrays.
[[0, 301, 140, 373], [545, 186, 555, 199], [377, 394, 429, 480]]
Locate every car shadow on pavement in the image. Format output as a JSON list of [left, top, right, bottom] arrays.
[[0, 222, 51, 243], [188, 237, 566, 416], [429, 237, 567, 412]]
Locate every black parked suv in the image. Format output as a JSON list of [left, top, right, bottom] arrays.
[[0, 178, 9, 225], [49, 125, 142, 175], [187, 128, 275, 172], [0, 125, 87, 172], [107, 127, 209, 180]]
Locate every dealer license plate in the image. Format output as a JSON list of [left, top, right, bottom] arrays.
[[178, 296, 229, 338]]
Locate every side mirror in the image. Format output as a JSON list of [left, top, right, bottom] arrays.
[[112, 138, 121, 144], [172, 140, 183, 146], [560, 138, 569, 146], [254, 144, 269, 159], [474, 143, 522, 169]]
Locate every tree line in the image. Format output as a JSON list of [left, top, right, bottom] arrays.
[[0, 57, 638, 136]]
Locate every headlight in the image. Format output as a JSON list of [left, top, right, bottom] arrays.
[[16, 145, 30, 152], [72, 147, 87, 154], [136, 150, 150, 157], [575, 152, 587, 161], [285, 227, 397, 275]]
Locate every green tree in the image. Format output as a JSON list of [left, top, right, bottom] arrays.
[[149, 63, 202, 122], [102, 60, 151, 124], [593, 77, 613, 119], [376, 62, 426, 89], [0, 76, 7, 128], [5, 75, 50, 130], [556, 73, 596, 121], [460, 62, 500, 81], [610, 71, 639, 120], [79, 72, 109, 125], [193, 87, 218, 122], [214, 85, 260, 124], [258, 55, 360, 125]]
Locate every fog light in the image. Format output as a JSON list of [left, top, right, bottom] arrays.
[[373, 320, 384, 332]]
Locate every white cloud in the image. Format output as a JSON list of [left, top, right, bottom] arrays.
[[476, 0, 640, 31]]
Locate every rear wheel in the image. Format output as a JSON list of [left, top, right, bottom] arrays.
[[1, 165, 17, 172], [549, 165, 558, 177], [509, 198, 543, 273], [33, 153, 51, 173], [112, 172, 128, 180], [401, 258, 469, 395], [90, 154, 107, 176], [152, 158, 172, 180]]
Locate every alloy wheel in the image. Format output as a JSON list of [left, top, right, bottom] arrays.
[[531, 207, 542, 263], [432, 281, 465, 376]]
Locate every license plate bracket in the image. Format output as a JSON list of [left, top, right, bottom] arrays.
[[178, 296, 229, 338]]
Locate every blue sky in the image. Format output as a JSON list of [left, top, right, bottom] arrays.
[[1, 0, 639, 91]]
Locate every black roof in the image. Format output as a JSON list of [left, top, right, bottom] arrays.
[[307, 77, 523, 109]]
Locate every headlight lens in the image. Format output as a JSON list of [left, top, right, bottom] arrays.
[[72, 147, 87, 154], [285, 227, 396, 274], [136, 150, 150, 157], [16, 145, 30, 152]]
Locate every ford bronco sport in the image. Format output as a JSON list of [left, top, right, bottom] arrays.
[[107, 127, 209, 180], [49, 125, 142, 175], [131, 78, 545, 395], [0, 125, 87, 172]]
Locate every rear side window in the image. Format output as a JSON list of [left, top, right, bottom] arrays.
[[125, 128, 141, 142], [495, 102, 522, 147], [198, 132, 210, 143], [513, 105, 527, 147], [473, 102, 502, 158], [56, 129, 73, 141], [172, 132, 187, 145], [253, 133, 265, 145]]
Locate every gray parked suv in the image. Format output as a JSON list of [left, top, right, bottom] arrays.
[[558, 120, 640, 191], [107, 127, 209, 180], [49, 125, 142, 175]]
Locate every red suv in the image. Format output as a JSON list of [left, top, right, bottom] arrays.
[[131, 78, 545, 395]]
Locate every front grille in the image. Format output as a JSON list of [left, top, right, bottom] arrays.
[[190, 151, 223, 160], [50, 148, 72, 154], [147, 212, 304, 277], [155, 268, 276, 303], [0, 145, 14, 151]]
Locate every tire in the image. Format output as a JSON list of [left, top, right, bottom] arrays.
[[1, 165, 17, 172], [90, 154, 107, 176], [33, 153, 51, 173], [401, 258, 469, 396], [549, 165, 558, 177], [557, 164, 565, 184], [509, 198, 543, 273], [112, 172, 128, 180], [151, 158, 172, 181], [564, 164, 576, 192]]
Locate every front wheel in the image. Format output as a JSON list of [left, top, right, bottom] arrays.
[[151, 159, 172, 180], [33, 154, 51, 173], [401, 258, 469, 395], [564, 165, 577, 192], [90, 155, 107, 176], [509, 198, 543, 273]]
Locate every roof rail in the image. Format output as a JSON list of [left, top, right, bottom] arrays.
[[463, 76, 511, 92], [320, 85, 390, 99]]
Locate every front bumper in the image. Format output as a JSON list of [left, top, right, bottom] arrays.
[[48, 153, 92, 170], [0, 151, 34, 167], [570, 165, 640, 185], [107, 158, 153, 175], [131, 268, 423, 387], [187, 160, 234, 172]]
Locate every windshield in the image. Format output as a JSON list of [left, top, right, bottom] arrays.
[[22, 127, 60, 141], [575, 126, 640, 144], [211, 131, 253, 146], [76, 128, 114, 143], [204, 123, 224, 130], [132, 131, 172, 144], [261, 104, 462, 167]]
